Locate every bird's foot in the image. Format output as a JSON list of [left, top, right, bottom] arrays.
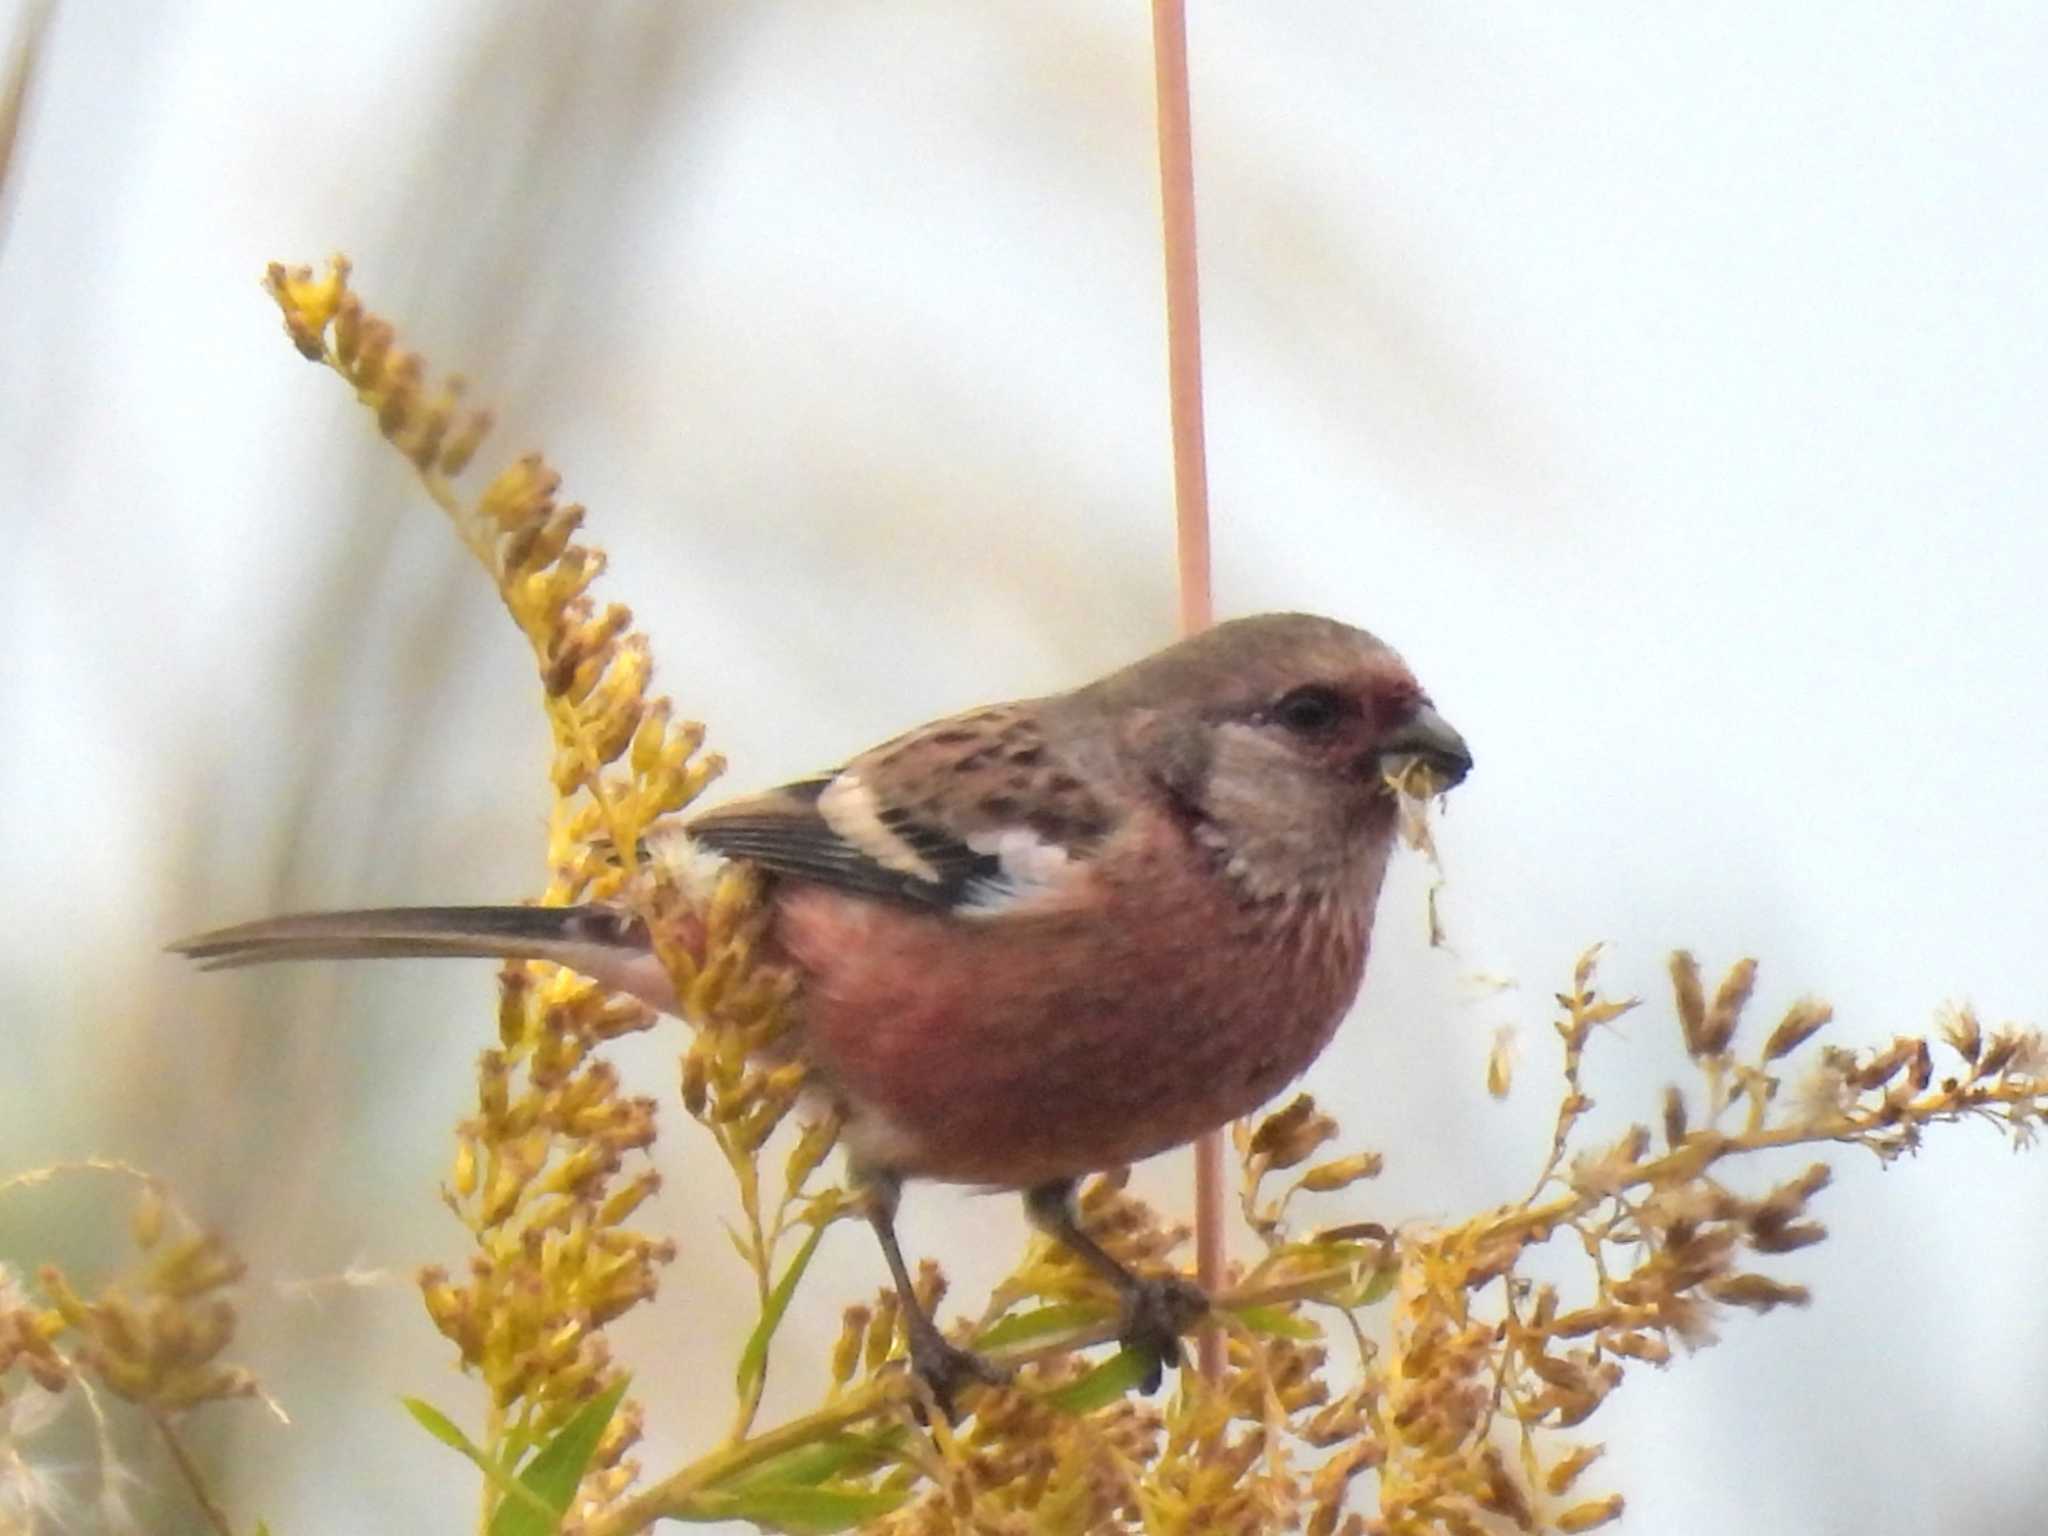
[[1117, 1272, 1210, 1392], [904, 1324, 1011, 1423]]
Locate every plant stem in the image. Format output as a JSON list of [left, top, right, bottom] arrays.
[[1150, 0, 1225, 1384], [151, 1411, 236, 1536]]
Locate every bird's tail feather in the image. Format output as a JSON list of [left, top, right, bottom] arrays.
[[169, 905, 676, 1008]]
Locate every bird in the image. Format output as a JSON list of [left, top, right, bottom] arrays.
[[172, 611, 1470, 1416]]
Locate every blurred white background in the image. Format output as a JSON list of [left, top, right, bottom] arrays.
[[3, 3, 2044, 1532]]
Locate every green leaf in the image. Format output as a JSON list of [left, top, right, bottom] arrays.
[[1044, 1347, 1153, 1415], [402, 1398, 555, 1528], [487, 1376, 632, 1536], [973, 1302, 1107, 1351], [736, 1223, 827, 1402], [402, 1396, 481, 1457], [726, 1428, 908, 1492], [1231, 1303, 1322, 1340], [680, 1481, 911, 1533]]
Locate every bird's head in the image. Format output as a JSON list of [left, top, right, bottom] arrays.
[[1083, 612, 1470, 896]]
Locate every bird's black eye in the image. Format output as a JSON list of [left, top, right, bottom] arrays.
[[1270, 684, 1347, 736]]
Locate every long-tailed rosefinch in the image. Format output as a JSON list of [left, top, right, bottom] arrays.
[[175, 611, 1470, 1413]]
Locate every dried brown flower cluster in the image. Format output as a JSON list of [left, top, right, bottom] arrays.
[[0, 1166, 269, 1530], [242, 259, 2048, 1536]]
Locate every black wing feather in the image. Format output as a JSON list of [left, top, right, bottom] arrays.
[[688, 813, 1001, 909]]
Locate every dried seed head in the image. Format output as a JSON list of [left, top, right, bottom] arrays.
[[1749, 1220, 1827, 1255], [1763, 997, 1833, 1061], [1669, 952, 1707, 1056], [1939, 1003, 1983, 1063], [1544, 1443, 1606, 1497], [1298, 1152, 1384, 1194], [864, 1290, 900, 1374], [1699, 957, 1757, 1057], [1487, 1027, 1516, 1100], [1476, 1444, 1534, 1528], [832, 1305, 869, 1386], [1706, 1273, 1811, 1311], [1661, 1086, 1688, 1150], [1556, 1493, 1625, 1532], [1977, 1029, 2023, 1078], [1849, 1037, 1920, 1091], [1248, 1094, 1339, 1171]]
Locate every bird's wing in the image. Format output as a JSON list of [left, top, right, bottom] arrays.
[[686, 701, 1116, 913]]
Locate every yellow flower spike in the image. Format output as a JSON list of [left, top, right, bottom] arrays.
[[374, 349, 424, 441], [475, 452, 559, 533], [419, 1268, 465, 1330], [534, 1145, 612, 1202], [733, 1105, 781, 1157], [1296, 1152, 1383, 1195], [685, 957, 737, 1024], [90, 1351, 160, 1404], [783, 1115, 841, 1195], [532, 1019, 591, 1083], [438, 404, 494, 477], [546, 1223, 590, 1284], [333, 289, 363, 367], [262, 257, 350, 358], [156, 1364, 259, 1412], [349, 316, 394, 393], [591, 1271, 661, 1330], [528, 547, 605, 619], [551, 1059, 612, 1116], [147, 1232, 246, 1299], [477, 1050, 512, 1124], [35, 1264, 89, 1326], [495, 970, 535, 1050], [678, 1045, 711, 1120], [830, 1306, 869, 1388], [627, 700, 674, 780], [480, 1159, 530, 1229], [708, 866, 763, 939], [549, 744, 591, 798], [1556, 1493, 1626, 1532], [489, 1359, 533, 1414], [591, 996, 656, 1043], [504, 502, 585, 577], [556, 644, 619, 712], [165, 1298, 235, 1368], [586, 677, 650, 765], [541, 1315, 588, 1369], [93, 1295, 148, 1366], [400, 378, 461, 471], [666, 713, 709, 764], [863, 1290, 900, 1374], [596, 1170, 661, 1229]]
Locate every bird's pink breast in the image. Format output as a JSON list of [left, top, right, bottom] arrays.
[[773, 809, 1389, 1187]]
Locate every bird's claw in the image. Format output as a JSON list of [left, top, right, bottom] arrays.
[[1118, 1272, 1209, 1393], [904, 1329, 1011, 1423]]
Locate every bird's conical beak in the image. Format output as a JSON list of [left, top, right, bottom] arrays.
[[1378, 704, 1472, 793]]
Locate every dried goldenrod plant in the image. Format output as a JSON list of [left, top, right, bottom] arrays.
[[9, 257, 2036, 1535], [0, 1162, 274, 1532]]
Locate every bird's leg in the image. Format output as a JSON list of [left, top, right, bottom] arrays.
[[857, 1167, 1009, 1420], [1023, 1179, 1209, 1392]]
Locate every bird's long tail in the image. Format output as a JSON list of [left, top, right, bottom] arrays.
[[168, 905, 680, 1011]]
